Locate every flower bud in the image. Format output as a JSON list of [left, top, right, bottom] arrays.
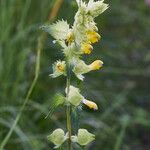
[[47, 129, 67, 148], [89, 60, 103, 70], [87, 0, 109, 18]]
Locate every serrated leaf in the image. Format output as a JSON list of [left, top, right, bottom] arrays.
[[41, 20, 70, 40], [45, 93, 65, 118]]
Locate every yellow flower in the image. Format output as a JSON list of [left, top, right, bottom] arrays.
[[86, 30, 101, 43], [89, 60, 103, 70], [50, 61, 66, 78], [65, 32, 74, 45], [56, 61, 66, 72], [81, 43, 93, 54], [82, 99, 98, 110]]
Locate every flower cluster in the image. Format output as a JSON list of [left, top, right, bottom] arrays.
[[42, 0, 108, 148]]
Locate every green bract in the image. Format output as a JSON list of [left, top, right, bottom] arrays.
[[41, 20, 70, 40], [87, 0, 109, 18]]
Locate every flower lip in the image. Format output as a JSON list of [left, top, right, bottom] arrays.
[[81, 43, 93, 54], [82, 99, 98, 110], [86, 30, 101, 44], [89, 60, 104, 70]]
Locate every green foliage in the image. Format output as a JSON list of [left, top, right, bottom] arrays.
[[45, 93, 65, 119]]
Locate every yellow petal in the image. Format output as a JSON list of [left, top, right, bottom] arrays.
[[82, 99, 98, 110], [56, 61, 66, 72], [81, 43, 93, 54], [89, 60, 103, 70], [86, 30, 101, 44]]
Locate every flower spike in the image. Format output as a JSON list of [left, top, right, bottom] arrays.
[[41, 0, 109, 149]]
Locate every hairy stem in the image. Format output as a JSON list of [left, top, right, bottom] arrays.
[[66, 105, 72, 150], [66, 61, 72, 150]]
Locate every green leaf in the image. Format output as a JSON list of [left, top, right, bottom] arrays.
[[45, 93, 65, 118]]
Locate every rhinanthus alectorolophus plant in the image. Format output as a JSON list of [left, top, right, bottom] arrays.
[[41, 0, 109, 149]]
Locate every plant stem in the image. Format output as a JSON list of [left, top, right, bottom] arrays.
[[66, 61, 72, 150], [66, 105, 72, 150]]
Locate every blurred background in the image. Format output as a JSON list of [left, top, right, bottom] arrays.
[[0, 0, 150, 149]]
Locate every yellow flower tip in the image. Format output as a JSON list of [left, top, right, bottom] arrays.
[[81, 43, 93, 54], [86, 30, 101, 44], [89, 60, 103, 70], [65, 32, 74, 45], [56, 61, 65, 72], [83, 99, 98, 110]]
